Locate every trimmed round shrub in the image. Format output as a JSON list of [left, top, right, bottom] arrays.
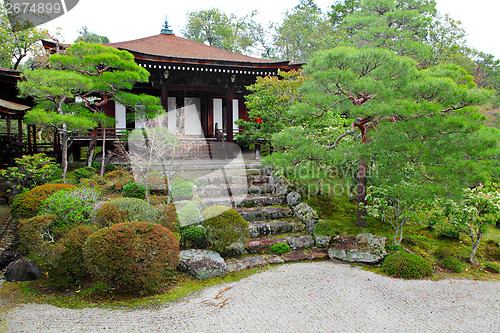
[[122, 181, 146, 199], [202, 206, 249, 254], [180, 225, 208, 249], [10, 183, 76, 219], [95, 197, 160, 228], [83, 222, 180, 294], [73, 167, 97, 182], [170, 181, 194, 201], [270, 242, 290, 255], [67, 161, 86, 172], [43, 225, 95, 286], [381, 251, 433, 279], [177, 201, 200, 227], [157, 203, 180, 235], [41, 188, 100, 230], [17, 214, 58, 254], [103, 170, 134, 191], [436, 225, 460, 240]]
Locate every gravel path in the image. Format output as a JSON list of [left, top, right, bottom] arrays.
[[2, 262, 499, 332]]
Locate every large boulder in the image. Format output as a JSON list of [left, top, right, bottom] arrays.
[[178, 249, 227, 280], [328, 233, 387, 264], [0, 249, 23, 270], [5, 258, 42, 282], [293, 203, 319, 234]]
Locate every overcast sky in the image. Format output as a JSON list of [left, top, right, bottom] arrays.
[[40, 0, 499, 58]]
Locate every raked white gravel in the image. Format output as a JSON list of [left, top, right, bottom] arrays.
[[1, 262, 499, 332]]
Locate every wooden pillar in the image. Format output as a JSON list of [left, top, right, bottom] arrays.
[[208, 97, 214, 137], [225, 87, 234, 143], [17, 118, 22, 138], [201, 93, 209, 137], [27, 124, 32, 154], [32, 124, 37, 154], [6, 118, 11, 134], [161, 86, 168, 111]]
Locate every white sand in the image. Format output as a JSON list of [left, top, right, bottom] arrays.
[[2, 262, 499, 332]]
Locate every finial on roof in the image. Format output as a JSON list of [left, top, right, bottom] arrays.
[[161, 17, 174, 35]]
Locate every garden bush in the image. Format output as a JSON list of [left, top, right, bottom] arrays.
[[202, 206, 249, 254], [73, 167, 97, 182], [381, 251, 433, 279], [436, 224, 461, 240], [94, 197, 160, 228], [83, 222, 180, 294], [170, 181, 194, 201], [157, 203, 180, 235], [67, 161, 86, 172], [177, 201, 200, 227], [10, 183, 76, 219], [0, 153, 59, 191], [43, 225, 95, 286], [103, 170, 134, 191], [269, 243, 290, 254], [180, 225, 207, 249], [17, 214, 58, 254], [41, 188, 100, 230], [122, 181, 146, 199]]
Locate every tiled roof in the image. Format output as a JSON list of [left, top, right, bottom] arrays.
[[106, 34, 288, 66], [0, 98, 30, 112]]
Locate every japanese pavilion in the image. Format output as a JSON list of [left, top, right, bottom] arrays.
[[103, 20, 301, 144]]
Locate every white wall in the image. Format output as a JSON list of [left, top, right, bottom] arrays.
[[184, 97, 203, 136], [115, 102, 126, 131], [167, 97, 176, 134], [213, 98, 223, 132]]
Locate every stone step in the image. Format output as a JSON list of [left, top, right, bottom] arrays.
[[247, 218, 304, 238], [237, 206, 293, 222], [238, 195, 286, 208], [245, 235, 318, 254], [226, 248, 330, 272]]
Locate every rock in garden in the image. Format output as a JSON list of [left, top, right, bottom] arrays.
[[286, 235, 315, 250], [5, 258, 42, 282], [286, 191, 302, 207], [178, 249, 227, 280], [293, 203, 319, 234], [314, 235, 332, 248], [0, 249, 23, 270], [328, 233, 387, 264]]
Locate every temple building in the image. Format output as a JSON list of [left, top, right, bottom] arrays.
[[104, 19, 301, 143]]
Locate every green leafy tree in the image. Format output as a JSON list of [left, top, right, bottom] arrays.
[[236, 69, 306, 146], [182, 8, 267, 56], [272, 0, 335, 62], [441, 188, 500, 264], [18, 43, 162, 179], [75, 26, 110, 44], [0, 3, 50, 69], [271, 47, 496, 227]]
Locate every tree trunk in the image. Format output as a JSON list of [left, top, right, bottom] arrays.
[[86, 129, 98, 167], [61, 127, 68, 179], [469, 238, 481, 265], [100, 128, 106, 177], [356, 157, 368, 227]]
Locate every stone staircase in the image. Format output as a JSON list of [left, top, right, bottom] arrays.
[[196, 166, 330, 273]]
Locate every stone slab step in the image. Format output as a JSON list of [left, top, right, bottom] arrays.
[[238, 195, 286, 208], [248, 218, 304, 238], [237, 206, 293, 222], [225, 248, 329, 272], [246, 235, 326, 254]]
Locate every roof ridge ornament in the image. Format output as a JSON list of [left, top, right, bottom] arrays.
[[161, 17, 174, 35]]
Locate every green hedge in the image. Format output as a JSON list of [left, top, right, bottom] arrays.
[[381, 251, 433, 279]]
